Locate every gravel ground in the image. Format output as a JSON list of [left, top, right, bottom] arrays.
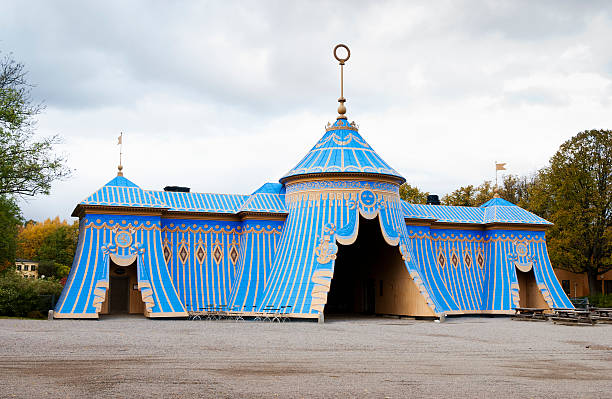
[[0, 315, 611, 398]]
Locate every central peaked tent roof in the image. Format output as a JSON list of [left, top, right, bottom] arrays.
[[280, 118, 405, 183]]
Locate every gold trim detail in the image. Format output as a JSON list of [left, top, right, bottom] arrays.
[[314, 224, 338, 264], [400, 244, 411, 262], [115, 231, 132, 248], [138, 281, 155, 312], [310, 269, 334, 313]]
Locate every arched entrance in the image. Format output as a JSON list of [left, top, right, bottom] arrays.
[[516, 267, 549, 309], [325, 216, 434, 317], [100, 260, 146, 315]]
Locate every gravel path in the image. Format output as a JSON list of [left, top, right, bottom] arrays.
[[1, 315, 611, 398]]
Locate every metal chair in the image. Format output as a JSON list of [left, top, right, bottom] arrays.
[[230, 306, 244, 321], [279, 305, 292, 322], [262, 305, 280, 322], [252, 305, 263, 321]]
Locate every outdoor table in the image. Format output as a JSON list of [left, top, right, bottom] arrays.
[[590, 308, 612, 324], [512, 307, 549, 321], [551, 308, 595, 325]]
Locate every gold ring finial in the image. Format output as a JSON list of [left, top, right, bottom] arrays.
[[333, 44, 350, 65], [334, 44, 350, 119]]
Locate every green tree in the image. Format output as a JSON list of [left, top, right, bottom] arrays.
[[37, 261, 70, 280], [0, 270, 64, 317], [0, 195, 22, 272], [442, 176, 536, 207], [399, 183, 429, 204], [38, 223, 78, 266], [0, 53, 70, 196], [498, 174, 534, 208], [537, 130, 612, 294], [16, 218, 78, 278], [442, 184, 480, 206]]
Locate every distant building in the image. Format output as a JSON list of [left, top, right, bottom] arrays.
[[15, 259, 39, 279], [554, 268, 612, 298]]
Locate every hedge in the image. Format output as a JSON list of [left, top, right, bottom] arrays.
[[0, 271, 63, 318]]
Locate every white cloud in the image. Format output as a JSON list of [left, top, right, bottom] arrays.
[[0, 0, 610, 220]]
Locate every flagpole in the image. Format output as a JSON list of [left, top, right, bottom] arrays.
[[495, 160, 498, 189], [494, 162, 507, 197], [117, 132, 124, 176], [119, 132, 123, 168]]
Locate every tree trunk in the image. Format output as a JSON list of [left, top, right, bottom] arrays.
[[587, 269, 601, 295]]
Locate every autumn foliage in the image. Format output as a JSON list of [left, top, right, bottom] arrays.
[[16, 217, 78, 279]]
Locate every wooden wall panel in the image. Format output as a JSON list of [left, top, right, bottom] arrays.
[[517, 269, 549, 309], [99, 262, 145, 315]]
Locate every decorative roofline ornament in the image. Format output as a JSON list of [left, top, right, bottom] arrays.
[[333, 44, 350, 120]]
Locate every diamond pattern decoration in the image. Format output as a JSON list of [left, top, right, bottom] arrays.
[[450, 248, 459, 268], [163, 240, 172, 264], [464, 249, 473, 269], [179, 243, 189, 264], [196, 245, 207, 264], [476, 247, 485, 269], [213, 242, 223, 264], [437, 246, 446, 268], [229, 245, 239, 264]]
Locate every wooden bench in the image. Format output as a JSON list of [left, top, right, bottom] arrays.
[[570, 297, 590, 309], [512, 307, 549, 321]]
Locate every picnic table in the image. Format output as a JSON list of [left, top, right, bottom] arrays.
[[512, 307, 549, 321], [551, 308, 595, 326], [590, 308, 612, 324]]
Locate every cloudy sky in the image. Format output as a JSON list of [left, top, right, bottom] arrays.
[[2, 1, 611, 221]]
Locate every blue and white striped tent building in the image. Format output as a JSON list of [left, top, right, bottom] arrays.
[[55, 50, 572, 319]]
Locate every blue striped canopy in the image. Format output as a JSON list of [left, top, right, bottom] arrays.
[[281, 118, 405, 183], [402, 201, 551, 225]]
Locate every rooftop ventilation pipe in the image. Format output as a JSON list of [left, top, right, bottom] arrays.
[[164, 186, 190, 193], [426, 195, 440, 205]]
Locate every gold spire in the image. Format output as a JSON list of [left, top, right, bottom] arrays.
[[117, 132, 123, 176], [333, 44, 350, 119]]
